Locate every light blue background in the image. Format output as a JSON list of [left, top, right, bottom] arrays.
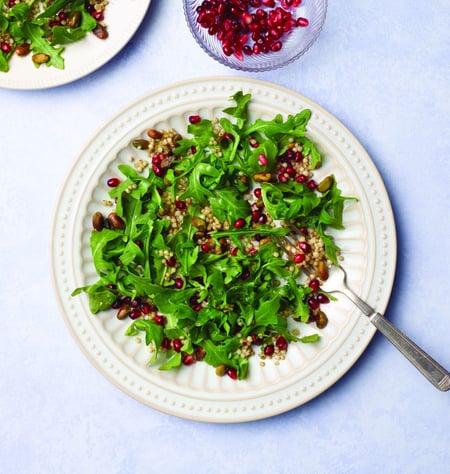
[[1, 1, 449, 473]]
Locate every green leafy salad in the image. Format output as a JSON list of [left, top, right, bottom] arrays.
[[0, 0, 108, 72], [73, 92, 354, 380]]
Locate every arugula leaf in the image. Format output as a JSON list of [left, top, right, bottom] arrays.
[[38, 0, 73, 19], [73, 92, 355, 381], [22, 21, 65, 69]]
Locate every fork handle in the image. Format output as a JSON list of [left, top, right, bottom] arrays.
[[370, 313, 450, 391]]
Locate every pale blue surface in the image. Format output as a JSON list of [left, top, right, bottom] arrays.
[[1, 1, 449, 473]]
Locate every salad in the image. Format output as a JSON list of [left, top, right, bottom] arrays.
[[73, 92, 354, 380], [0, 0, 109, 72]]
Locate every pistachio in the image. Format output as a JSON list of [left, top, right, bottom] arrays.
[[253, 172, 273, 182], [195, 346, 206, 361], [316, 260, 329, 281], [15, 43, 30, 57], [191, 216, 206, 230], [132, 138, 150, 150], [93, 24, 108, 40], [92, 211, 104, 231], [316, 311, 328, 329], [215, 364, 226, 376], [317, 175, 334, 193], [32, 53, 49, 64], [117, 304, 131, 320], [107, 212, 125, 230], [67, 11, 81, 28], [147, 129, 162, 139]]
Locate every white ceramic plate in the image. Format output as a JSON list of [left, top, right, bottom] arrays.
[[0, 0, 151, 90], [51, 77, 396, 422]]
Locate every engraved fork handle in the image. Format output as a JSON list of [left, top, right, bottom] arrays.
[[370, 313, 450, 392]]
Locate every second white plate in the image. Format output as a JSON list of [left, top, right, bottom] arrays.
[[0, 0, 151, 90], [51, 77, 396, 422]]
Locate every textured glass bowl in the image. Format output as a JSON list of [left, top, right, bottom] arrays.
[[183, 0, 327, 72]]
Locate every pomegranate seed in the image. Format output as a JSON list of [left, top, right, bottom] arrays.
[[298, 241, 311, 253], [257, 214, 267, 224], [241, 268, 251, 280], [234, 218, 246, 228], [299, 226, 308, 236], [308, 297, 320, 310], [270, 41, 282, 52], [111, 298, 122, 309], [296, 174, 308, 183], [276, 335, 288, 351], [249, 137, 260, 148], [182, 353, 196, 365], [175, 200, 186, 210], [309, 278, 320, 291], [258, 153, 268, 165], [297, 17, 309, 27], [174, 277, 184, 289], [223, 43, 234, 56], [295, 151, 303, 162], [152, 164, 165, 177], [223, 132, 234, 141], [161, 337, 172, 350], [251, 210, 261, 222], [154, 314, 166, 326], [254, 188, 262, 199], [264, 344, 274, 356], [231, 247, 239, 256], [234, 47, 244, 61], [93, 11, 104, 21], [251, 334, 264, 345], [141, 302, 151, 314], [226, 367, 238, 380], [1, 42, 12, 53], [189, 114, 201, 124], [317, 293, 330, 304], [129, 309, 142, 320], [152, 153, 164, 165], [285, 166, 295, 177], [293, 253, 305, 264], [173, 339, 183, 352], [201, 242, 210, 252], [166, 256, 176, 267], [107, 177, 120, 187], [307, 179, 317, 190]]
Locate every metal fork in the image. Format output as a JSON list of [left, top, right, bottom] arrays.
[[277, 228, 450, 392]]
